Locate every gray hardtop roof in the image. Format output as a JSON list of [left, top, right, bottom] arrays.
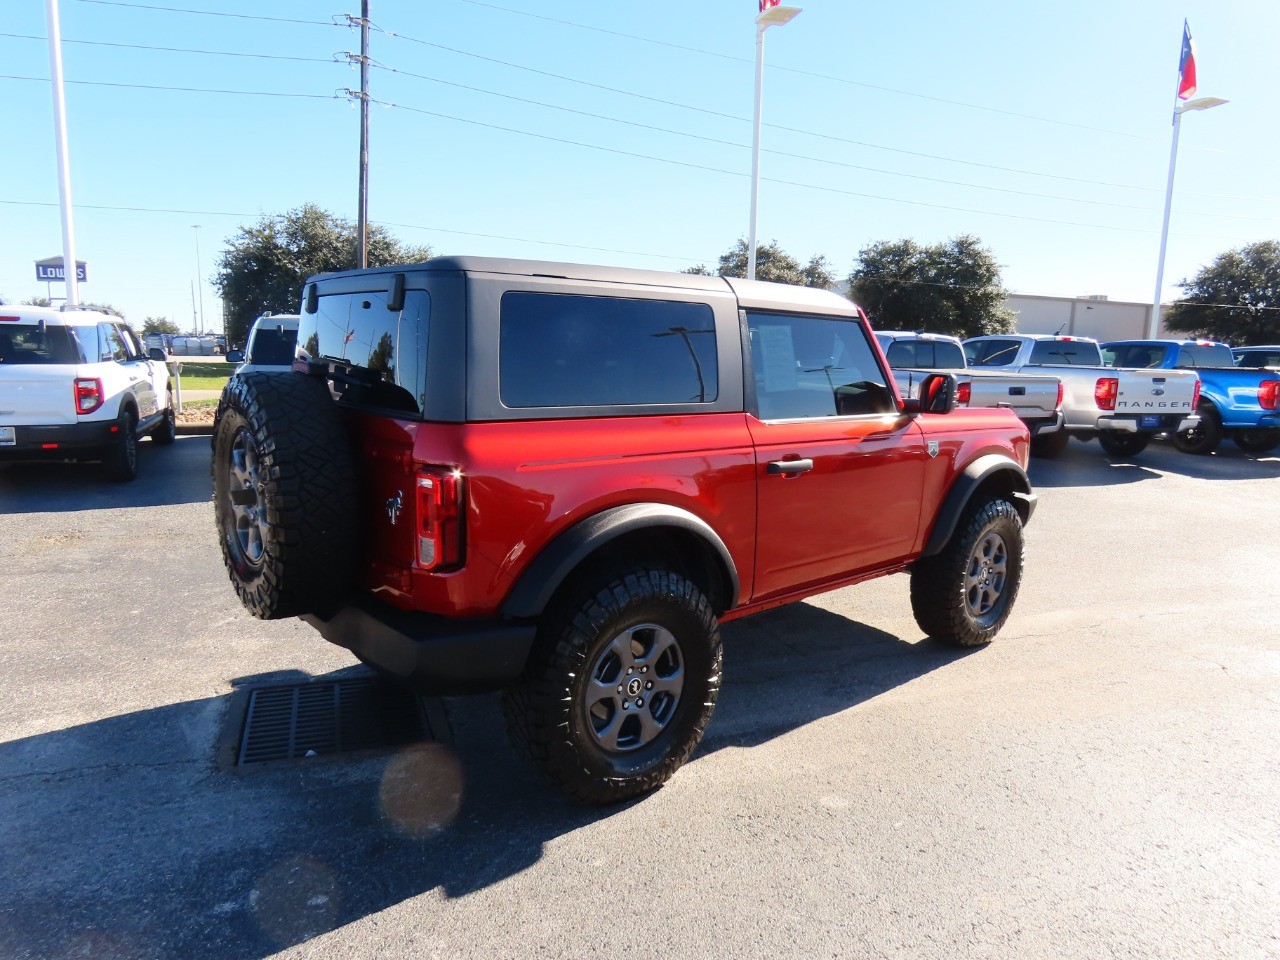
[[874, 329, 962, 342], [1102, 338, 1228, 347], [308, 255, 860, 317]]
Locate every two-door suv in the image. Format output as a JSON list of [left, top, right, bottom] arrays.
[[213, 258, 1036, 803]]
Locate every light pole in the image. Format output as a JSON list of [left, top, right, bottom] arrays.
[[747, 3, 802, 281], [45, 0, 79, 307], [191, 224, 206, 336], [1149, 95, 1228, 337]]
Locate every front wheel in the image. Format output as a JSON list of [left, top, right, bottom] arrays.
[[1234, 429, 1280, 454], [910, 498, 1025, 648], [1097, 431, 1151, 458], [503, 568, 722, 805], [1173, 405, 1222, 455]]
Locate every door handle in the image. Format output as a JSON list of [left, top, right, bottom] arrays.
[[767, 458, 814, 476]]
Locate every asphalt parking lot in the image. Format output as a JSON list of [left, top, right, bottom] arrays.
[[1, 435, 1278, 960]]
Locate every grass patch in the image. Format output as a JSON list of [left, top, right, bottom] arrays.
[[177, 376, 232, 391], [173, 362, 235, 378], [180, 397, 220, 411]]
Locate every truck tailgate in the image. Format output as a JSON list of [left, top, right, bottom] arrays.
[[1112, 368, 1199, 416], [0, 368, 77, 426], [962, 371, 1060, 419]]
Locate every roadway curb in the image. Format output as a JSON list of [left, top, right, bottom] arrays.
[[176, 424, 215, 437]]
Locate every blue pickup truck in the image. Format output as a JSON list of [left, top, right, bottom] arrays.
[[1102, 339, 1280, 454]]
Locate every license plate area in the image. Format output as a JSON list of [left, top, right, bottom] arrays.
[[0, 426, 14, 446], [1139, 415, 1162, 429]]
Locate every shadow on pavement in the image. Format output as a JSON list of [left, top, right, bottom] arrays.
[[1028, 436, 1280, 488], [0, 603, 965, 959], [0, 434, 211, 514]]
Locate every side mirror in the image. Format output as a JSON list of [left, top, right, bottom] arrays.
[[905, 372, 958, 415], [225, 350, 245, 363], [147, 347, 167, 362]]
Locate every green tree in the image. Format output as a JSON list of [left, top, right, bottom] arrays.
[[849, 235, 1015, 338], [1164, 241, 1280, 344], [214, 204, 431, 346], [685, 239, 835, 288], [140, 316, 180, 337], [22, 297, 51, 307]]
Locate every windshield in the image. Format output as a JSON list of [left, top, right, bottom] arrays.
[[1028, 339, 1102, 366], [247, 326, 298, 365], [966, 339, 1021, 367], [1236, 349, 1280, 367], [1175, 344, 1234, 369], [0, 323, 84, 365], [884, 339, 965, 370], [1102, 344, 1168, 368]]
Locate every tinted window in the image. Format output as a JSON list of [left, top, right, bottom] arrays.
[[885, 339, 965, 370], [748, 312, 893, 419], [1028, 339, 1102, 365], [1236, 349, 1280, 367], [500, 292, 717, 408], [98, 323, 127, 362], [298, 290, 429, 414], [1103, 344, 1168, 368], [0, 324, 84, 365], [1176, 344, 1234, 369], [966, 339, 1021, 366], [248, 325, 298, 365]]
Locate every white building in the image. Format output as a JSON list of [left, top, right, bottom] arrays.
[[1006, 294, 1173, 340]]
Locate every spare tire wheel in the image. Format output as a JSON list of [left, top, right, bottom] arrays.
[[212, 372, 359, 619]]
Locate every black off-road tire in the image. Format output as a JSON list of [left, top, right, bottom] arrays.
[[910, 498, 1024, 648], [151, 390, 177, 446], [212, 372, 359, 620], [1173, 404, 1222, 455], [1234, 429, 1280, 454], [102, 406, 139, 482], [503, 568, 722, 805], [1030, 429, 1070, 458], [1097, 431, 1151, 458]]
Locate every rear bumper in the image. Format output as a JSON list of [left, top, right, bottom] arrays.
[[0, 421, 115, 461], [1093, 414, 1197, 434], [301, 596, 537, 695], [1025, 411, 1065, 437]]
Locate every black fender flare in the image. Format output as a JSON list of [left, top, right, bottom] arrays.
[[500, 503, 741, 619], [920, 454, 1036, 557]]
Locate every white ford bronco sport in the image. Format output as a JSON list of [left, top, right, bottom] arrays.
[[0, 305, 176, 480]]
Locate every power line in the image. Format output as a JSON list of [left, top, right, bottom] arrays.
[[1, 73, 337, 99], [369, 96, 1262, 243], [373, 25, 1278, 205], [0, 31, 335, 63], [453, 0, 1147, 140], [370, 60, 1280, 224], [68, 0, 342, 27]]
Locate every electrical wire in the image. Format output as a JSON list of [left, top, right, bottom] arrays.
[[69, 0, 342, 27], [0, 73, 337, 99], [0, 31, 335, 64]]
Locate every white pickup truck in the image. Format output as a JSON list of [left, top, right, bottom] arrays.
[[963, 334, 1200, 457], [0, 305, 176, 480], [875, 331, 1065, 448]]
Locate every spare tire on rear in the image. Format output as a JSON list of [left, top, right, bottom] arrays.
[[212, 372, 359, 620]]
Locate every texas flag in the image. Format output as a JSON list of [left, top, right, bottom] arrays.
[[1178, 21, 1197, 100], [760, 0, 781, 10]]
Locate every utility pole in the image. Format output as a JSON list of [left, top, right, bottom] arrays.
[[45, 0, 80, 307], [191, 224, 205, 335], [357, 1, 370, 269]]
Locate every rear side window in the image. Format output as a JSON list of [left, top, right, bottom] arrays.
[[500, 292, 718, 408], [885, 339, 964, 370], [748, 311, 893, 419], [1176, 344, 1234, 369], [248, 325, 298, 365], [966, 339, 1021, 366], [1103, 344, 1168, 368], [98, 323, 128, 362], [1028, 339, 1102, 365], [0, 324, 84, 365], [298, 290, 429, 414]]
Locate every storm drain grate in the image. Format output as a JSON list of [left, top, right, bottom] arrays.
[[236, 676, 438, 766]]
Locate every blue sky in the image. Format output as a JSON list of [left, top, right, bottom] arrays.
[[2, 0, 1277, 332]]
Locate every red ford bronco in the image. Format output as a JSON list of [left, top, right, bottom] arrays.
[[213, 257, 1035, 803]]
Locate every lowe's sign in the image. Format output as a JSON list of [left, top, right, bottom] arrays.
[[35, 257, 88, 283]]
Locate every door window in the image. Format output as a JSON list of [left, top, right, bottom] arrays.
[[747, 312, 894, 419]]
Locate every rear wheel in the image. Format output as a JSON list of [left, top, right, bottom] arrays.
[[503, 567, 721, 805], [212, 373, 359, 619], [1234, 430, 1280, 454], [1097, 431, 1150, 458], [1173, 405, 1222, 455], [910, 498, 1024, 648], [1030, 429, 1070, 458], [151, 390, 177, 445], [102, 407, 139, 482]]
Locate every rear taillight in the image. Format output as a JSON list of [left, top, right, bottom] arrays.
[[74, 378, 104, 414], [956, 381, 971, 405], [415, 467, 464, 570], [1260, 380, 1280, 411], [1055, 381, 1064, 411], [1094, 377, 1118, 411], [1191, 378, 1202, 410]]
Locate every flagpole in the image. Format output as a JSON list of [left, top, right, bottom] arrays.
[[747, 22, 766, 281], [45, 0, 79, 308], [1149, 89, 1182, 339]]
